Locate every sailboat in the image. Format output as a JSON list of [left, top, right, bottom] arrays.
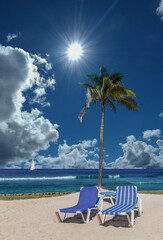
[[30, 159, 35, 171]]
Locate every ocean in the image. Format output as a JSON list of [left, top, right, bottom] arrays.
[[0, 169, 163, 194]]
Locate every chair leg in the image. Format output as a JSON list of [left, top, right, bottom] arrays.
[[97, 213, 102, 224], [138, 198, 142, 216], [110, 196, 114, 205], [55, 211, 62, 223], [100, 197, 104, 211], [127, 210, 134, 227], [86, 209, 91, 223], [131, 210, 134, 226], [80, 212, 86, 223], [63, 213, 66, 221], [102, 214, 106, 224]]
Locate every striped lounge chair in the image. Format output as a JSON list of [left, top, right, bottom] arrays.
[[56, 186, 99, 223], [97, 186, 142, 227]]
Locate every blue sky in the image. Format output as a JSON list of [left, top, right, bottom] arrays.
[[0, 0, 163, 169]]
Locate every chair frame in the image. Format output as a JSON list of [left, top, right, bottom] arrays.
[[55, 186, 99, 224], [97, 186, 143, 227]]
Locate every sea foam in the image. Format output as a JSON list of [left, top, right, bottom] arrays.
[[0, 176, 76, 181]]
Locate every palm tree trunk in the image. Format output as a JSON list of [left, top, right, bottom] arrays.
[[98, 103, 105, 187]]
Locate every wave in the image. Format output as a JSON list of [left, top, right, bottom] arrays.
[[133, 181, 163, 185], [0, 176, 76, 181], [108, 175, 120, 179], [0, 174, 121, 181], [120, 172, 163, 178], [76, 174, 120, 179]]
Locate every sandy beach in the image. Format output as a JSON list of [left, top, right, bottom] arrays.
[[0, 192, 163, 240]]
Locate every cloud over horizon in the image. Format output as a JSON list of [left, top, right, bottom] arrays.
[[0, 45, 58, 167], [8, 138, 100, 169], [35, 139, 100, 169], [113, 131, 163, 169]]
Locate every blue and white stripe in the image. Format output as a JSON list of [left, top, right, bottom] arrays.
[[101, 186, 137, 215]]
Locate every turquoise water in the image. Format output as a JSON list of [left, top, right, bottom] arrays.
[[0, 169, 163, 194]]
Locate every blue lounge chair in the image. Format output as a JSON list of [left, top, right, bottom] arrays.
[[97, 186, 142, 227], [56, 186, 99, 223]]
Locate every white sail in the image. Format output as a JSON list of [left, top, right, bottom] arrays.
[[30, 159, 35, 171]]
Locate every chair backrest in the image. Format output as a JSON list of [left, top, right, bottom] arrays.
[[115, 186, 137, 206], [77, 186, 98, 206]]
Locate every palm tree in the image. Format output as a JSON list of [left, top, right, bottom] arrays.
[[78, 66, 137, 188]]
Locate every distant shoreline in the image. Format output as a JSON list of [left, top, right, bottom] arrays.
[[0, 190, 163, 200], [0, 192, 74, 200]]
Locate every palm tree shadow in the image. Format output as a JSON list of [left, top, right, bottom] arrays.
[[63, 209, 98, 224]]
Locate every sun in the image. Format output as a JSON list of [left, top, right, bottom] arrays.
[[68, 43, 82, 61]]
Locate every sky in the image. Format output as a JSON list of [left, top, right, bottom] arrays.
[[0, 0, 163, 169]]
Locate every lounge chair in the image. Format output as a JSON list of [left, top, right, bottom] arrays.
[[97, 186, 142, 227], [56, 186, 99, 223]]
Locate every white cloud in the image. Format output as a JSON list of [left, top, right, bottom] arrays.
[[6, 33, 20, 42], [157, 139, 163, 149], [14, 139, 102, 169], [126, 135, 136, 142], [142, 129, 161, 141], [29, 87, 51, 107], [0, 45, 34, 120], [0, 108, 59, 167], [159, 111, 163, 117], [0, 45, 58, 167], [113, 134, 163, 169], [0, 45, 55, 114], [34, 87, 46, 97], [156, 0, 163, 20], [31, 54, 52, 71]]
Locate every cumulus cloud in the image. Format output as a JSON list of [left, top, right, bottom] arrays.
[[0, 109, 58, 166], [18, 139, 101, 169], [156, 0, 163, 20], [157, 139, 163, 149], [142, 129, 161, 141], [159, 111, 163, 117], [0, 45, 34, 120], [0, 45, 56, 120], [0, 45, 58, 167], [113, 134, 163, 169], [31, 54, 52, 71], [6, 33, 20, 42]]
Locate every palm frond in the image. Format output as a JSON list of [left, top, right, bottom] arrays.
[[109, 72, 123, 84], [125, 89, 137, 98], [78, 104, 88, 123], [101, 77, 113, 96], [112, 97, 137, 111], [86, 88, 92, 108], [101, 77, 107, 96], [90, 87, 101, 102], [80, 82, 95, 89], [87, 73, 99, 85], [108, 83, 127, 97], [106, 99, 116, 112], [99, 66, 108, 83]]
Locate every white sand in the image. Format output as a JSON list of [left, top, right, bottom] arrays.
[[0, 192, 163, 240]]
